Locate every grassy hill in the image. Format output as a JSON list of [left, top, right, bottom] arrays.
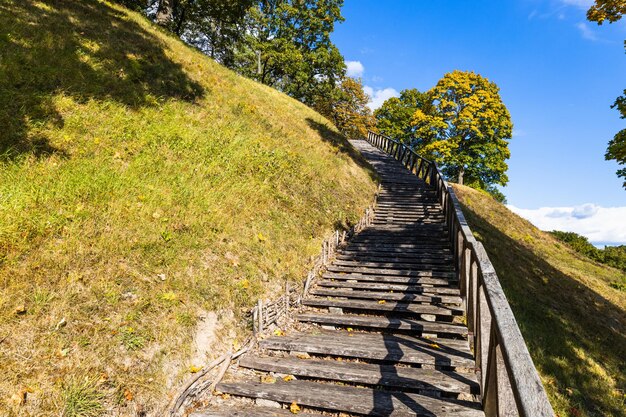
[[0, 1, 376, 415], [453, 184, 626, 417]]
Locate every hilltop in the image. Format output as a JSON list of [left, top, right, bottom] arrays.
[[0, 1, 376, 415], [453, 184, 626, 417]]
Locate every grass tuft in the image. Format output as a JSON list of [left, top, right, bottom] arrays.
[[61, 377, 104, 417]]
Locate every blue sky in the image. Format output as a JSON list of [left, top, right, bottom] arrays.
[[332, 0, 626, 244]]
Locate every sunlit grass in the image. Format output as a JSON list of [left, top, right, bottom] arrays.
[[0, 0, 376, 415]]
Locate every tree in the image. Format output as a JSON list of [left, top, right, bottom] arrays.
[[411, 70, 513, 193], [587, 0, 626, 24], [374, 89, 431, 145], [235, 0, 346, 107], [586, 1, 626, 188], [317, 77, 374, 138]]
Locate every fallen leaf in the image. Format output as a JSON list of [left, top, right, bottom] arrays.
[[257, 232, 267, 242], [273, 329, 285, 336], [346, 327, 353, 332], [282, 375, 295, 382], [260, 375, 276, 384], [189, 365, 202, 373], [289, 401, 300, 414], [232, 340, 241, 351], [220, 393, 231, 400], [124, 389, 133, 401], [429, 343, 440, 349], [378, 300, 386, 304]]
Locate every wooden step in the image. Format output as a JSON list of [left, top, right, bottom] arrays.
[[239, 355, 479, 394], [216, 380, 483, 417], [260, 332, 474, 367], [191, 408, 321, 417], [304, 297, 463, 316], [297, 313, 468, 337], [323, 272, 455, 285], [316, 280, 461, 295], [309, 288, 462, 304], [335, 253, 453, 263], [326, 266, 456, 278], [333, 259, 451, 269]]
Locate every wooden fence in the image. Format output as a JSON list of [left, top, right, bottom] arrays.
[[366, 131, 554, 417]]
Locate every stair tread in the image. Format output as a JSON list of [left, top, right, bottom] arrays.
[[216, 380, 483, 417], [260, 332, 474, 366], [297, 313, 468, 336], [239, 355, 479, 394]]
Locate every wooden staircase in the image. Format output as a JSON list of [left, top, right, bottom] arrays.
[[191, 140, 485, 416]]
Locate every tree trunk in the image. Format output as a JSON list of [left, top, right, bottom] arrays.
[[458, 166, 464, 185], [156, 0, 173, 27]]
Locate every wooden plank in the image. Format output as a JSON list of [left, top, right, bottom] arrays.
[[297, 313, 468, 337], [260, 332, 474, 367], [316, 280, 462, 295], [323, 272, 455, 285], [336, 253, 453, 263], [326, 266, 456, 278], [303, 297, 463, 316], [309, 288, 462, 305], [333, 259, 451, 269], [217, 380, 484, 417], [190, 408, 321, 417], [239, 356, 480, 394]]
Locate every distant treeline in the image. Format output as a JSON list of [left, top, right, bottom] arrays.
[[550, 230, 626, 279]]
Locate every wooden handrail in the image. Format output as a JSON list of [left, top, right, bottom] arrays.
[[365, 130, 554, 417]]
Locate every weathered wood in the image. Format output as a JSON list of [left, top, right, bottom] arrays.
[[326, 266, 456, 278], [239, 355, 479, 394], [217, 380, 484, 417], [297, 313, 468, 336], [323, 272, 455, 284], [303, 297, 463, 316], [316, 279, 462, 295], [310, 288, 462, 304], [190, 409, 321, 417], [260, 332, 475, 367]]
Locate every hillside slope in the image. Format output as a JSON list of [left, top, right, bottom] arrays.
[[453, 184, 626, 417], [0, 1, 377, 415]]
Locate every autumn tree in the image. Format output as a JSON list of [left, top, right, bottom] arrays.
[[587, 0, 626, 188], [317, 77, 374, 138], [587, 0, 626, 24], [374, 89, 431, 145], [412, 70, 512, 198]]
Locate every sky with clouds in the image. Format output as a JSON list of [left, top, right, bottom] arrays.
[[332, 0, 626, 245]]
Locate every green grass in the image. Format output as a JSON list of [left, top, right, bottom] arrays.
[[0, 1, 377, 415], [453, 184, 626, 417], [61, 378, 105, 417]]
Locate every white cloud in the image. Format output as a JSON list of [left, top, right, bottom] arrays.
[[507, 204, 626, 245], [345, 60, 364, 77], [363, 85, 400, 110], [576, 22, 599, 41]]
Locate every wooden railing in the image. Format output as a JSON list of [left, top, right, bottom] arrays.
[[366, 131, 554, 417]]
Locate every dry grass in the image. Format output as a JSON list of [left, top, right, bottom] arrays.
[[453, 184, 626, 417], [0, 1, 377, 415]]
